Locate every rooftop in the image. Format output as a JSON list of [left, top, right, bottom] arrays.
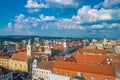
[[38, 61, 55, 71], [53, 61, 115, 76], [11, 52, 29, 61], [73, 54, 108, 65], [0, 66, 11, 75], [77, 48, 115, 55], [0, 52, 10, 59], [53, 44, 64, 52]]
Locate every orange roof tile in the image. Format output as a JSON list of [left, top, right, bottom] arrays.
[[114, 62, 120, 68], [53, 61, 115, 76], [73, 54, 108, 65], [11, 52, 29, 61], [53, 44, 64, 52], [38, 61, 55, 71], [77, 49, 114, 55]]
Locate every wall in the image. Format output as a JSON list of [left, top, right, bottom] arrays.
[[0, 72, 12, 80], [50, 74, 70, 80], [10, 59, 27, 72], [32, 68, 51, 80], [0, 58, 9, 69]]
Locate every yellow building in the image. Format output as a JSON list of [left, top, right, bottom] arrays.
[[0, 57, 10, 69], [10, 40, 32, 72], [10, 52, 30, 72]]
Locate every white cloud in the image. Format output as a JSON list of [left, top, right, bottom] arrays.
[[39, 14, 55, 21], [87, 22, 120, 30], [109, 23, 120, 28], [28, 8, 40, 13], [103, 0, 120, 8], [15, 14, 25, 23], [94, 0, 120, 9], [6, 14, 41, 34], [8, 22, 12, 29], [46, 0, 78, 7], [6, 14, 57, 34], [25, 0, 48, 13], [25, 0, 80, 13], [90, 24, 105, 29], [6, 4, 120, 35], [53, 18, 85, 30], [94, 2, 103, 9], [72, 6, 119, 23], [25, 0, 48, 8]]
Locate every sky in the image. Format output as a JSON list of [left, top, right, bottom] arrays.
[[0, 0, 120, 38]]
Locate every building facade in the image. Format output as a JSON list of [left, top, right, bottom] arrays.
[[10, 40, 33, 72], [0, 66, 13, 80], [50, 74, 70, 80], [0, 57, 10, 69], [32, 61, 55, 80]]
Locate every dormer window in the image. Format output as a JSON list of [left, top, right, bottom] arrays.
[[56, 70, 59, 74], [105, 78, 108, 80], [91, 76, 95, 80], [66, 72, 69, 76]]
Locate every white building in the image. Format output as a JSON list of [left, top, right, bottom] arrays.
[[114, 46, 120, 54], [44, 46, 52, 55], [0, 66, 12, 80], [32, 61, 55, 80], [50, 74, 70, 80]]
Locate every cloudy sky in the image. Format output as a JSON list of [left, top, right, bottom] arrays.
[[0, 0, 120, 38]]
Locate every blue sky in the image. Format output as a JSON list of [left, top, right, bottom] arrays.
[[0, 0, 120, 38]]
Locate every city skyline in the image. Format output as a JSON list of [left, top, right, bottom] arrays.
[[0, 0, 120, 38]]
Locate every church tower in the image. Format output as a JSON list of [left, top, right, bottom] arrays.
[[27, 40, 32, 57], [63, 39, 67, 49]]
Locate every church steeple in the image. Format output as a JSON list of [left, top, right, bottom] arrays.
[[27, 40, 32, 57], [63, 38, 67, 49]]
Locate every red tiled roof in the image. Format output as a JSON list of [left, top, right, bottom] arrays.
[[33, 53, 41, 57], [66, 57, 76, 62], [53, 44, 64, 52], [0, 52, 8, 57], [77, 49, 115, 55], [11, 52, 29, 61], [53, 61, 115, 76], [78, 49, 107, 53], [38, 61, 55, 71], [73, 54, 108, 65], [54, 56, 65, 61], [113, 62, 120, 68]]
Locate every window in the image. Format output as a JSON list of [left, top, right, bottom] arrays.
[[20, 64, 22, 68], [56, 70, 59, 74], [15, 63, 17, 67], [105, 78, 108, 80], [66, 72, 69, 76]]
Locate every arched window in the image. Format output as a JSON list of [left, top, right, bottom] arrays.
[[15, 63, 17, 67], [20, 64, 22, 68]]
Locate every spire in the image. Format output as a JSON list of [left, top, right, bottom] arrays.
[[64, 38, 67, 48], [28, 39, 31, 45]]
